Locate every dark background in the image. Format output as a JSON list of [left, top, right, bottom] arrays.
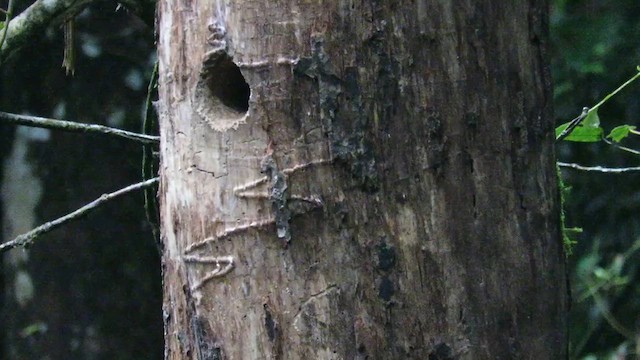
[[553, 0, 640, 357], [0, 1, 162, 358]]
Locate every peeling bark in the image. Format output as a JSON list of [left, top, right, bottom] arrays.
[[158, 1, 567, 359]]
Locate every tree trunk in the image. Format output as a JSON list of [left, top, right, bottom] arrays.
[[157, 1, 567, 359]]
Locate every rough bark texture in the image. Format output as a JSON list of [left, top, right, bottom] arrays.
[[158, 1, 567, 359]]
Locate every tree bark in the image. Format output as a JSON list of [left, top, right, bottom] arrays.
[[157, 1, 567, 359]]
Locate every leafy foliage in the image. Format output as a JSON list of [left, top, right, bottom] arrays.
[[552, 1, 640, 358], [556, 120, 603, 142], [556, 68, 640, 144], [607, 125, 636, 143]]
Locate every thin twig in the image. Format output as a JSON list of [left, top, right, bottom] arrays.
[[556, 107, 589, 141], [142, 62, 160, 252], [590, 286, 636, 341], [0, 177, 159, 253], [590, 71, 640, 111], [602, 137, 640, 156], [61, 16, 75, 75], [0, 0, 94, 64], [558, 162, 640, 173], [557, 70, 640, 142], [0, 0, 15, 49], [0, 111, 159, 145]]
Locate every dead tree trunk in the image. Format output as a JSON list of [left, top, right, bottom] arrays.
[[157, 1, 567, 358]]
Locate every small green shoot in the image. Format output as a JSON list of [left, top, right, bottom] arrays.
[[556, 68, 640, 143], [557, 164, 580, 255]]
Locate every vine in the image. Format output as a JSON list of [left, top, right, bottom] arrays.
[[556, 66, 640, 357]]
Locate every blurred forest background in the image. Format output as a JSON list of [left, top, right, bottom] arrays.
[[0, 0, 638, 359], [553, 0, 640, 358]]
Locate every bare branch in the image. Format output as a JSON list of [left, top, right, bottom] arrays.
[[602, 137, 640, 156], [556, 107, 590, 142], [0, 0, 16, 49], [0, 0, 157, 63], [558, 162, 640, 173], [0, 177, 159, 254], [0, 111, 159, 145], [0, 0, 94, 64]]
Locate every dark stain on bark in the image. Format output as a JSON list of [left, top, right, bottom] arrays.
[[293, 35, 379, 193], [428, 342, 454, 360], [263, 304, 278, 342], [364, 20, 399, 123], [378, 276, 395, 302], [172, 210, 180, 236], [331, 200, 350, 227], [421, 251, 447, 315], [263, 302, 283, 357], [464, 111, 479, 131], [180, 276, 224, 360], [377, 242, 396, 271], [423, 108, 446, 173], [261, 154, 292, 245], [496, 311, 522, 358], [191, 316, 222, 360]]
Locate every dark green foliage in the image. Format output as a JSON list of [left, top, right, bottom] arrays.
[[552, 0, 640, 357], [0, 1, 162, 358]]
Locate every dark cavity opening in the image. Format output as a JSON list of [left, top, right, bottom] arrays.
[[206, 56, 250, 113]]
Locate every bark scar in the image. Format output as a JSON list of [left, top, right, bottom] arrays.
[[292, 285, 339, 327], [260, 150, 292, 244], [232, 146, 332, 246], [183, 254, 235, 291], [183, 148, 330, 289]]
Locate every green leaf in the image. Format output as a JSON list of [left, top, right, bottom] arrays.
[[0, 22, 4, 31], [564, 227, 583, 234], [576, 254, 599, 280], [593, 267, 609, 280], [607, 125, 636, 143], [555, 122, 570, 137], [612, 276, 630, 286], [610, 255, 624, 276], [555, 122, 604, 142], [19, 322, 47, 338], [583, 109, 600, 128]]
